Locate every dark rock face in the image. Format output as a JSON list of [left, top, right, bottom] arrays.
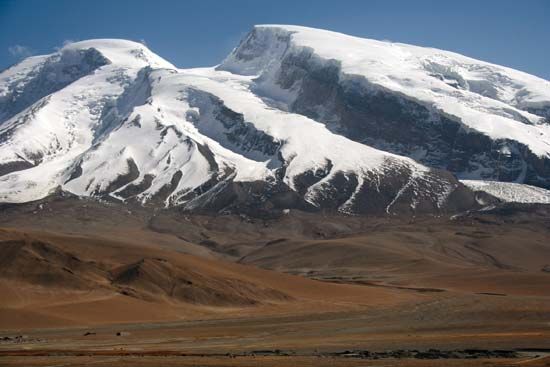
[[150, 170, 183, 204], [181, 179, 313, 218], [64, 162, 84, 184], [292, 159, 333, 196], [186, 88, 283, 166], [117, 174, 154, 199], [0, 48, 110, 124], [527, 106, 550, 122], [347, 167, 476, 215], [93, 66, 153, 143], [267, 49, 550, 189], [177, 164, 478, 217], [99, 158, 141, 195], [0, 160, 34, 177]]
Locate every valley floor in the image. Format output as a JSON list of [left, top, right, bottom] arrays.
[[0, 198, 549, 366]]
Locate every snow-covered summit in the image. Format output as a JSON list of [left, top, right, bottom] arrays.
[[222, 25, 550, 156], [251, 24, 550, 109], [0, 26, 548, 214], [60, 39, 175, 69], [228, 24, 550, 111]]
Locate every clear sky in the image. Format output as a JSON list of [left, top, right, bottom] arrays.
[[1, 0, 549, 79]]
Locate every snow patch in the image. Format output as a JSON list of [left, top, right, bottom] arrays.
[[461, 180, 550, 204]]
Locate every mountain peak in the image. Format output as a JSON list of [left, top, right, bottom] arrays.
[[59, 38, 175, 69], [223, 24, 550, 156]]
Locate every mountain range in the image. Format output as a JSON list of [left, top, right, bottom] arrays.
[[1, 25, 549, 215]]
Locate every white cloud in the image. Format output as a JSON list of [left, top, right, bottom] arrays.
[[53, 39, 76, 51], [8, 44, 32, 59]]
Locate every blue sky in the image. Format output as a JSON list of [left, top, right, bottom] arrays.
[[1, 0, 549, 79]]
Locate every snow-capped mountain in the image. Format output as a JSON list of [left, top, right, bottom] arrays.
[[221, 26, 550, 187], [1, 25, 549, 215]]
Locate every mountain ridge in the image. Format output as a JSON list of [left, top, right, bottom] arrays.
[[1, 25, 549, 215]]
